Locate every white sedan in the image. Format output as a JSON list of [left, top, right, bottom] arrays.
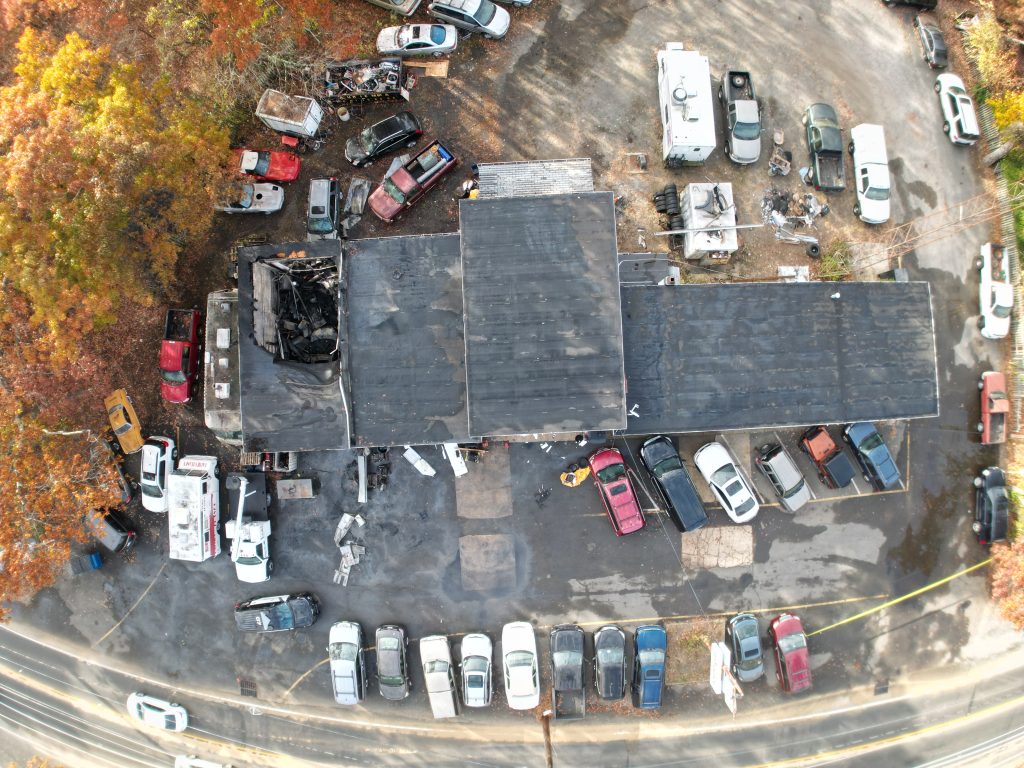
[[139, 436, 176, 513], [460, 632, 493, 707], [126, 693, 188, 732], [501, 622, 539, 710], [693, 442, 760, 524], [216, 183, 283, 214], [376, 24, 458, 57]]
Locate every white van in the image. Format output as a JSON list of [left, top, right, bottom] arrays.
[[420, 635, 459, 719]]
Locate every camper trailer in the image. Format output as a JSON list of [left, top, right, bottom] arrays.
[[657, 44, 717, 167]]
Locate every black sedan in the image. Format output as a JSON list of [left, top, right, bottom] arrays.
[[973, 467, 1009, 545], [344, 111, 422, 167], [593, 625, 627, 700], [639, 435, 709, 533], [914, 14, 948, 68]]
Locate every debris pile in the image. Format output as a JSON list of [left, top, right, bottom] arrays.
[[760, 188, 828, 246], [652, 183, 685, 250], [333, 513, 367, 586], [251, 253, 339, 363], [324, 58, 409, 103], [367, 447, 391, 491]]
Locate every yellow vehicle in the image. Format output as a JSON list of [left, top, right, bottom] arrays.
[[103, 389, 144, 454]]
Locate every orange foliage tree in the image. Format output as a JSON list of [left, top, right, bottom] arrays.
[[0, 28, 230, 359], [0, 389, 119, 623], [990, 538, 1024, 630]]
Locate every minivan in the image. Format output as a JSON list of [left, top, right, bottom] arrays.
[[306, 178, 340, 240], [94, 507, 137, 554], [755, 443, 810, 512], [639, 435, 709, 532]]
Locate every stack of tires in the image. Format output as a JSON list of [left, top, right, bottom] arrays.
[[653, 183, 685, 250]]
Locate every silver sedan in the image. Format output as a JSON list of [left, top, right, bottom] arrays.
[[376, 24, 458, 57]]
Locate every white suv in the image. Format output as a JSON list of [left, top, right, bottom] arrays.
[[935, 73, 980, 145], [428, 0, 510, 39]]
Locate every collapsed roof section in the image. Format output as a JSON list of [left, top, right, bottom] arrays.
[[459, 193, 627, 437], [620, 281, 939, 433], [236, 240, 351, 452]]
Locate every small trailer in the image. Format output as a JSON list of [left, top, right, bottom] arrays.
[[324, 58, 410, 105], [657, 43, 717, 167], [255, 89, 324, 138]]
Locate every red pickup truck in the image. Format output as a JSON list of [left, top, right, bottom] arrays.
[[159, 309, 202, 404], [978, 370, 1009, 445], [368, 139, 458, 223]]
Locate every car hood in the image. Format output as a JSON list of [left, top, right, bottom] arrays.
[[160, 379, 190, 404], [345, 138, 368, 164], [729, 135, 761, 163], [484, 6, 511, 37], [867, 445, 900, 488], [140, 489, 168, 513], [461, 634, 491, 659], [376, 27, 402, 51], [858, 195, 891, 225], [234, 556, 270, 583], [368, 184, 402, 221]]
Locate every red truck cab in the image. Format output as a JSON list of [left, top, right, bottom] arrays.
[[368, 140, 458, 223], [160, 309, 202, 404], [978, 371, 1009, 445]]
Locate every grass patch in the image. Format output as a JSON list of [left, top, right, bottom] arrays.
[[814, 241, 853, 281], [999, 150, 1024, 258]]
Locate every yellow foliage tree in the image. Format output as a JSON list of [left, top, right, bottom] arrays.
[[0, 29, 230, 360]]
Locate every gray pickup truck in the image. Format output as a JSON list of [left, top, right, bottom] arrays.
[[551, 625, 586, 720], [802, 103, 847, 193], [718, 69, 761, 164]]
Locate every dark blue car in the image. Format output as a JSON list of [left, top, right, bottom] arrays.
[[843, 422, 901, 491], [631, 624, 667, 709]]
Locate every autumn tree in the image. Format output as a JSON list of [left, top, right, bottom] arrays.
[[990, 536, 1024, 630], [0, 28, 230, 359], [0, 388, 119, 623]]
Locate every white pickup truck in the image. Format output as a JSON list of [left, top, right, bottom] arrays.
[[225, 472, 273, 583], [849, 123, 891, 224], [978, 242, 1014, 339]]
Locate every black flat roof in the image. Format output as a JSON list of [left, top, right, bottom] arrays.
[[236, 241, 351, 452], [621, 281, 938, 433], [346, 234, 470, 447], [459, 193, 626, 436]]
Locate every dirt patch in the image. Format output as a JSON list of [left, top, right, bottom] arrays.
[[665, 616, 719, 686]]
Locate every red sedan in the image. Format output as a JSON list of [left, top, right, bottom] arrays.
[[233, 149, 301, 183], [587, 448, 645, 536], [768, 613, 812, 694]]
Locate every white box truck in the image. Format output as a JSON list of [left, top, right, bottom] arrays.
[[657, 43, 717, 167], [255, 89, 324, 138], [167, 455, 221, 563]]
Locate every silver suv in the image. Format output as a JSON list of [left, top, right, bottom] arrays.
[[755, 443, 810, 512], [428, 0, 510, 39], [306, 178, 340, 241]]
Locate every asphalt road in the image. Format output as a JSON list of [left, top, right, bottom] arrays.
[[5, 0, 1024, 765]]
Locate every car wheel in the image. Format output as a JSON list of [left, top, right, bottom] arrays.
[[848, 141, 855, 155], [979, 316, 986, 329], [973, 476, 983, 488], [934, 81, 942, 93], [170, 702, 179, 708], [853, 204, 861, 216], [214, 464, 221, 478], [942, 121, 950, 134], [976, 259, 984, 270], [267, 559, 275, 574], [718, 87, 724, 100], [484, 33, 496, 40], [406, 140, 417, 147], [978, 379, 985, 390], [172, 448, 178, 460], [977, 422, 985, 432], [972, 521, 982, 533]]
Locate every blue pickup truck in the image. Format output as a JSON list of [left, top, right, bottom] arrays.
[[632, 624, 667, 709]]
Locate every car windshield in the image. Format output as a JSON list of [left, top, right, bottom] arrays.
[[380, 673, 405, 686], [865, 184, 890, 201], [236, 554, 263, 565], [711, 464, 738, 486], [735, 497, 756, 515], [330, 642, 359, 661], [734, 121, 760, 140], [160, 369, 186, 384], [429, 25, 447, 44], [463, 656, 488, 673], [358, 126, 383, 152], [553, 649, 582, 667], [506, 650, 534, 667], [597, 645, 623, 665], [307, 213, 334, 234], [378, 637, 401, 652], [141, 484, 163, 498], [653, 456, 682, 478], [252, 152, 270, 176], [992, 291, 1012, 317], [778, 631, 807, 653], [948, 84, 967, 97], [384, 178, 407, 204], [425, 660, 449, 674], [472, 0, 497, 25], [783, 478, 807, 499], [638, 649, 664, 665], [597, 463, 626, 483], [236, 186, 255, 209], [859, 432, 884, 452]]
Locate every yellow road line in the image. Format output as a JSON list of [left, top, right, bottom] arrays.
[[809, 559, 991, 637], [93, 561, 167, 647], [744, 690, 1024, 768], [283, 657, 329, 698]]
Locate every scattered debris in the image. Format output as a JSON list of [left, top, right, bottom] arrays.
[[333, 513, 366, 546], [443, 443, 468, 477], [760, 188, 827, 246], [324, 58, 410, 104], [333, 543, 367, 586], [403, 445, 436, 476]]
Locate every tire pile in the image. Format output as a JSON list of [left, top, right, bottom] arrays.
[[653, 183, 685, 250]]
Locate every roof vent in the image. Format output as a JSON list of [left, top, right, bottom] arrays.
[[215, 382, 231, 399]]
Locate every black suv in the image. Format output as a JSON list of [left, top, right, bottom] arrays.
[[94, 507, 137, 554], [344, 111, 422, 168], [639, 435, 709, 533], [973, 467, 1009, 546], [234, 593, 321, 632]]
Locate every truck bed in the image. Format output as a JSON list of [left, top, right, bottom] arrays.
[[722, 70, 754, 102], [164, 309, 199, 341], [988, 413, 1007, 444], [813, 154, 846, 192], [553, 689, 585, 720]]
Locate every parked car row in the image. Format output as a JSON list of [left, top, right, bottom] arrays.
[[587, 423, 901, 537], [364, 0, 531, 42]]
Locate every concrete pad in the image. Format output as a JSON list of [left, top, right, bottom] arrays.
[[459, 534, 516, 591], [681, 526, 754, 570], [455, 448, 513, 519]]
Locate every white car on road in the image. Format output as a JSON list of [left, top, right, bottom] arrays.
[[694, 442, 760, 524], [849, 123, 891, 224], [979, 241, 1014, 339], [140, 436, 175, 513], [126, 693, 188, 732], [328, 621, 367, 705], [501, 622, 539, 710], [376, 24, 458, 57], [460, 632, 493, 707]]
